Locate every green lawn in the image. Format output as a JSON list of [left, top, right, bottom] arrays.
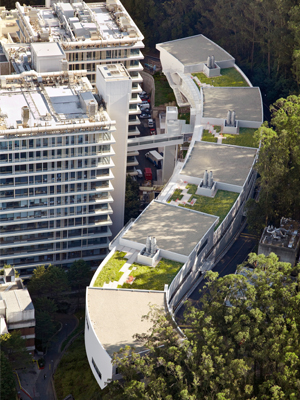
[[193, 68, 249, 87], [154, 73, 176, 106], [118, 258, 183, 291], [167, 188, 184, 203], [202, 128, 258, 148], [202, 129, 217, 143], [54, 335, 103, 400], [222, 128, 258, 148], [183, 185, 239, 226], [93, 251, 127, 287], [179, 113, 190, 124]]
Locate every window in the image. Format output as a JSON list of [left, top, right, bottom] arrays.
[[92, 358, 102, 380], [197, 239, 208, 257]]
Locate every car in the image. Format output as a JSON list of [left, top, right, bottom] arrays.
[[148, 118, 154, 127], [139, 91, 147, 96], [150, 128, 156, 135], [139, 104, 150, 111], [136, 169, 143, 178], [139, 113, 151, 119]]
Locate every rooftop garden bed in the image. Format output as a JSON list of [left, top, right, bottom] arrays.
[[201, 128, 258, 148], [167, 188, 184, 203], [118, 258, 183, 291], [154, 73, 176, 106], [93, 251, 127, 287], [193, 68, 249, 87], [220, 128, 258, 148], [182, 185, 239, 226], [179, 113, 190, 124]]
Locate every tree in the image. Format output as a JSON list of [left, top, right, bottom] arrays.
[[35, 310, 57, 349], [0, 331, 32, 371], [124, 175, 140, 224], [247, 95, 300, 234], [0, 351, 16, 400], [104, 253, 300, 399], [68, 259, 91, 291], [27, 265, 70, 301]]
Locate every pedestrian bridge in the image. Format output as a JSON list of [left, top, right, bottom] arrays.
[[127, 133, 184, 151]]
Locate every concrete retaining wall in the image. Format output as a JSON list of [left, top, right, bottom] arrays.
[[140, 71, 155, 106]]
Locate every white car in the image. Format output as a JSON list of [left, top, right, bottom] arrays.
[[136, 169, 143, 178], [148, 118, 154, 128]]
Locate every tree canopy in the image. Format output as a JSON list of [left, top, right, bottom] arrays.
[[124, 175, 140, 224], [104, 253, 300, 399], [247, 95, 300, 233], [0, 351, 16, 400], [27, 265, 70, 300], [0, 331, 32, 371]]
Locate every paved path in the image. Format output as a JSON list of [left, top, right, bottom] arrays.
[[17, 313, 78, 400]]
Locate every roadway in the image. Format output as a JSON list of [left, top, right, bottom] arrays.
[[175, 225, 258, 323]]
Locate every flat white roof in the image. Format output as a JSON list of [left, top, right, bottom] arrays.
[[181, 141, 257, 186], [157, 34, 234, 66], [31, 42, 65, 57], [0, 289, 34, 314], [202, 87, 263, 122], [87, 288, 166, 356], [124, 201, 218, 256], [98, 63, 130, 80]]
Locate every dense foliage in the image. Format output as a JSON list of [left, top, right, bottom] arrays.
[[247, 95, 300, 234], [104, 253, 300, 399], [0, 351, 17, 400], [0, 331, 32, 371], [120, 0, 300, 106], [124, 174, 140, 224]]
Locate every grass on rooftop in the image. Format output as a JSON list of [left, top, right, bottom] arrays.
[[154, 73, 176, 106], [167, 188, 184, 203], [178, 113, 190, 124], [221, 128, 258, 148], [183, 185, 239, 226], [118, 258, 183, 291], [201, 128, 258, 148], [193, 68, 249, 87], [93, 251, 127, 287]]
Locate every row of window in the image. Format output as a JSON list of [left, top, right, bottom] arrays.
[[0, 168, 110, 185], [1, 247, 107, 267], [0, 146, 110, 163], [0, 133, 110, 151], [0, 192, 109, 211], [0, 225, 108, 245], [1, 237, 108, 256], [0, 203, 109, 222], [0, 180, 110, 198], [0, 214, 110, 233], [67, 48, 140, 62]]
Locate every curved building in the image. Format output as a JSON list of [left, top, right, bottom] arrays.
[[85, 34, 263, 388]]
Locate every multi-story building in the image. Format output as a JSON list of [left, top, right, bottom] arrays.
[[0, 70, 116, 277], [3, 0, 144, 177], [85, 34, 263, 389], [0, 267, 35, 353]]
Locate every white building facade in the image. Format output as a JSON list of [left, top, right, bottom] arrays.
[[0, 71, 116, 277]]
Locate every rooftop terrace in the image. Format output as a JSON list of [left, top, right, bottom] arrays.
[[87, 288, 166, 355], [157, 34, 234, 66], [0, 71, 111, 130], [15, 0, 143, 46], [202, 87, 263, 122], [124, 201, 218, 257], [181, 141, 257, 187]]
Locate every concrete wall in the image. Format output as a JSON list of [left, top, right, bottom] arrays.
[[85, 292, 113, 389], [96, 66, 132, 237], [168, 223, 216, 309], [157, 46, 185, 74], [140, 71, 155, 105]]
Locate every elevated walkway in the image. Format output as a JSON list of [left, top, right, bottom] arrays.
[[127, 133, 183, 151]]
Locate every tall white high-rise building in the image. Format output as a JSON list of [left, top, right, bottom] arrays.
[[3, 0, 144, 176], [0, 70, 116, 277]]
